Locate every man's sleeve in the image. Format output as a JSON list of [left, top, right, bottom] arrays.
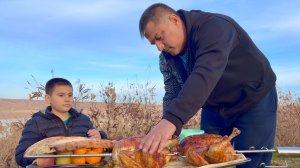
[[159, 53, 184, 135], [165, 17, 239, 134]]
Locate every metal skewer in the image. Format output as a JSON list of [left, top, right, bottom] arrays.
[[236, 149, 277, 154], [26, 153, 113, 158], [26, 147, 300, 159], [25, 152, 180, 159], [236, 146, 300, 157]]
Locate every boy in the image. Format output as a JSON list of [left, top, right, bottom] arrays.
[[15, 78, 107, 167]]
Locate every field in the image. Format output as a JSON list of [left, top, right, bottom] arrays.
[[0, 84, 299, 167]]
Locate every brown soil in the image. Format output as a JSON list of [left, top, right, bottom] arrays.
[[0, 98, 104, 120]]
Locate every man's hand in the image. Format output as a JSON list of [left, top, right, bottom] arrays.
[[139, 119, 176, 154], [87, 129, 101, 139]]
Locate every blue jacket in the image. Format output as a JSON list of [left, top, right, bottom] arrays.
[[15, 106, 107, 167], [160, 10, 276, 135]]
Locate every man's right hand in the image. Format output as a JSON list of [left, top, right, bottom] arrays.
[[139, 119, 176, 154]]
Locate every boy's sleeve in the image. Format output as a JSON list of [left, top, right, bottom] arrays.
[[15, 118, 41, 167], [99, 131, 108, 139]]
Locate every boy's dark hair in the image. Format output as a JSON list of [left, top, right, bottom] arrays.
[[139, 3, 177, 38], [45, 78, 73, 94]]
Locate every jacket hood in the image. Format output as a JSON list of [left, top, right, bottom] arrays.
[[177, 10, 214, 40], [177, 10, 192, 37]]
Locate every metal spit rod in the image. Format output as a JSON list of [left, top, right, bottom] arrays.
[[26, 153, 113, 158], [26, 152, 180, 159], [26, 147, 300, 159], [236, 146, 300, 157]]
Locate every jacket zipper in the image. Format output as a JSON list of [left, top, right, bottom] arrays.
[[64, 124, 69, 136], [58, 118, 69, 136]]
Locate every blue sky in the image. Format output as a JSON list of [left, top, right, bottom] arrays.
[[0, 0, 299, 101]]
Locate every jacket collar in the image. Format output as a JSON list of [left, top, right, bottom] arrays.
[[37, 106, 81, 119]]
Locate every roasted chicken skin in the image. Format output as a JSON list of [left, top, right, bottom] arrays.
[[179, 128, 241, 166], [111, 136, 178, 168]]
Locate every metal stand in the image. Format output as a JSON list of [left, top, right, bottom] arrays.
[[236, 146, 300, 168]]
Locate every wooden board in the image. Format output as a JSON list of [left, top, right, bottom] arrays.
[[164, 154, 250, 168]]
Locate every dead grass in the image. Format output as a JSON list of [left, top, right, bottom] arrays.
[[0, 121, 23, 168], [0, 82, 299, 168], [275, 90, 300, 146], [87, 82, 200, 138]]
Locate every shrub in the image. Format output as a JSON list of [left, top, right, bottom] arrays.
[[1, 81, 299, 168], [275, 90, 300, 146], [0, 121, 24, 168]]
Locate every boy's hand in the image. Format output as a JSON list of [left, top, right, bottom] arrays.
[[87, 129, 101, 139]]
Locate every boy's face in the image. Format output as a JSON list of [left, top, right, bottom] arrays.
[[45, 85, 73, 113]]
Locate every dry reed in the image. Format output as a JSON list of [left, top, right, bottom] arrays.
[[275, 90, 300, 146], [0, 82, 299, 168]]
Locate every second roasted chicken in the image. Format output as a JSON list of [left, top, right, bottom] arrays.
[[179, 128, 241, 166]]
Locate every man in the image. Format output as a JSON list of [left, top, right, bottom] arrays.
[[138, 3, 277, 167]]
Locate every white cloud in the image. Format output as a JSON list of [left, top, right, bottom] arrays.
[[275, 67, 300, 86], [0, 0, 145, 25], [85, 61, 135, 69], [239, 3, 300, 41], [45, 1, 140, 22], [252, 14, 300, 40]]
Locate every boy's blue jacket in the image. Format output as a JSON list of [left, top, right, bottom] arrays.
[[15, 106, 107, 167]]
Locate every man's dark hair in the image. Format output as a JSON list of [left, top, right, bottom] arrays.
[[45, 78, 73, 95], [139, 3, 177, 38]]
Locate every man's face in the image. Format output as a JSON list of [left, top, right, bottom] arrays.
[[144, 14, 186, 56], [45, 85, 73, 114]]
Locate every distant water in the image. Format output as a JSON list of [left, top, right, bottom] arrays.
[[0, 118, 26, 138], [0, 118, 25, 124]]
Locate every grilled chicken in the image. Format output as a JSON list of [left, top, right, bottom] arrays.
[[112, 137, 178, 168], [179, 128, 241, 166]]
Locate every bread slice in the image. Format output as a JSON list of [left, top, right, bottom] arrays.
[[24, 136, 64, 156], [24, 136, 114, 156]]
